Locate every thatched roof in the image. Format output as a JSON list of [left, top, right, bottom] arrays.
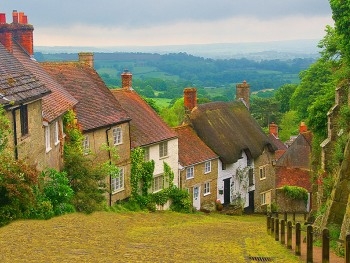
[[189, 101, 274, 164]]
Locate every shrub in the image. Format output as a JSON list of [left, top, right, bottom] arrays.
[[282, 185, 308, 204]]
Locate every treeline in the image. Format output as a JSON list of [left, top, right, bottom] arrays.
[[35, 51, 315, 96]]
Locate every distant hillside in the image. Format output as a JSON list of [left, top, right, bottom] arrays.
[[36, 39, 320, 60]]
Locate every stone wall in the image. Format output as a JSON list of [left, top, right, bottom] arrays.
[[275, 188, 307, 213]]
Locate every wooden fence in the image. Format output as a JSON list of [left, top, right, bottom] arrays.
[[267, 213, 350, 263]]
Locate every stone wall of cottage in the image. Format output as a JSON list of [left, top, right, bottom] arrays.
[[42, 117, 65, 171], [85, 122, 131, 203], [147, 138, 179, 188], [180, 159, 219, 209], [254, 148, 276, 213], [6, 100, 47, 171]]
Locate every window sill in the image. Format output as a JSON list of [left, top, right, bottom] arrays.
[[204, 192, 211, 196], [54, 141, 60, 146], [159, 155, 168, 160], [112, 188, 125, 194], [46, 147, 52, 153], [260, 177, 266, 181], [152, 189, 163, 193], [186, 177, 194, 180], [204, 171, 211, 174]]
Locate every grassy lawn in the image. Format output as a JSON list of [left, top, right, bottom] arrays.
[[0, 212, 301, 263]]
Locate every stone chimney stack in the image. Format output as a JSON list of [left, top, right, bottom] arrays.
[[269, 122, 278, 138], [236, 80, 250, 109], [299, 122, 307, 133], [11, 10, 34, 56], [121, 70, 132, 90], [184, 87, 197, 113], [0, 13, 13, 53], [78, 52, 94, 68]]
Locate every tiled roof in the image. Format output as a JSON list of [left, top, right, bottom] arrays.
[[189, 101, 275, 164], [174, 124, 218, 167], [0, 43, 50, 106], [276, 167, 312, 192], [12, 43, 77, 122], [268, 134, 287, 160], [112, 89, 177, 148], [42, 62, 130, 131]]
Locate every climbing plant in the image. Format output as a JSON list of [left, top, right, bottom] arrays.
[[282, 185, 308, 204], [0, 105, 10, 153]]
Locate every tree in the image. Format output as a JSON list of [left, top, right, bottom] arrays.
[[63, 110, 106, 213], [278, 111, 300, 142], [250, 96, 281, 128], [0, 105, 10, 153], [274, 84, 297, 113]]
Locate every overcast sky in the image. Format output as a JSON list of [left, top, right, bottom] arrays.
[[2, 0, 334, 47]]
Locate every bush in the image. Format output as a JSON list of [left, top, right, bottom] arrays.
[[169, 187, 192, 213]]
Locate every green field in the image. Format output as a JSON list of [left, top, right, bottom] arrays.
[[0, 212, 301, 262]]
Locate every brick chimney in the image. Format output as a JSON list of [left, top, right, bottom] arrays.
[[121, 70, 132, 90], [184, 87, 197, 113], [236, 80, 250, 109], [269, 122, 278, 138], [0, 13, 13, 53], [299, 122, 307, 133], [11, 10, 34, 56], [78, 52, 94, 68]]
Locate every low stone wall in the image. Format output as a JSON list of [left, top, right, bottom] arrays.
[[275, 188, 307, 213]]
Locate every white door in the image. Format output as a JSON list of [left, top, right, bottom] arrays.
[[193, 186, 201, 210]]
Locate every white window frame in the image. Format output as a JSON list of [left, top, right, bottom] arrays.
[[204, 181, 210, 196], [144, 147, 150, 161], [83, 135, 90, 155], [45, 125, 51, 153], [259, 165, 267, 180], [159, 141, 168, 158], [261, 192, 266, 205], [54, 121, 60, 146], [186, 166, 194, 179], [113, 126, 122, 145], [153, 174, 164, 192], [204, 161, 211, 174], [111, 168, 124, 193]]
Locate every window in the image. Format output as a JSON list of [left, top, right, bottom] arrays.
[[159, 141, 168, 158], [204, 182, 210, 195], [222, 162, 226, 170], [186, 166, 194, 179], [204, 161, 211, 173], [259, 165, 267, 180], [45, 125, 51, 152], [248, 168, 254, 186], [144, 147, 150, 161], [153, 174, 163, 192], [261, 192, 266, 205], [83, 135, 90, 155], [111, 168, 124, 193], [113, 126, 122, 145], [20, 104, 28, 136], [261, 191, 271, 205], [54, 121, 60, 145]]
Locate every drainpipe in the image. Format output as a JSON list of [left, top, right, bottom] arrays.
[[105, 126, 112, 206], [12, 108, 18, 160]]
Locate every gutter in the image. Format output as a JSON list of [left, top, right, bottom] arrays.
[[105, 126, 112, 207], [11, 108, 18, 160]]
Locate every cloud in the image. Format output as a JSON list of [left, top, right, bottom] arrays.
[[2, 0, 333, 46]]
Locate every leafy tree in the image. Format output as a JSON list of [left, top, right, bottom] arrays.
[[0, 105, 10, 153], [0, 153, 39, 226], [63, 110, 106, 213], [250, 96, 281, 128], [160, 98, 185, 127], [274, 84, 297, 113], [278, 111, 300, 142]]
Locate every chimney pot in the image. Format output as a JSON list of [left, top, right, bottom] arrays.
[[121, 70, 132, 90], [12, 10, 19, 24], [18, 12, 24, 24], [299, 122, 307, 133], [184, 87, 197, 113], [0, 13, 6, 24]]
